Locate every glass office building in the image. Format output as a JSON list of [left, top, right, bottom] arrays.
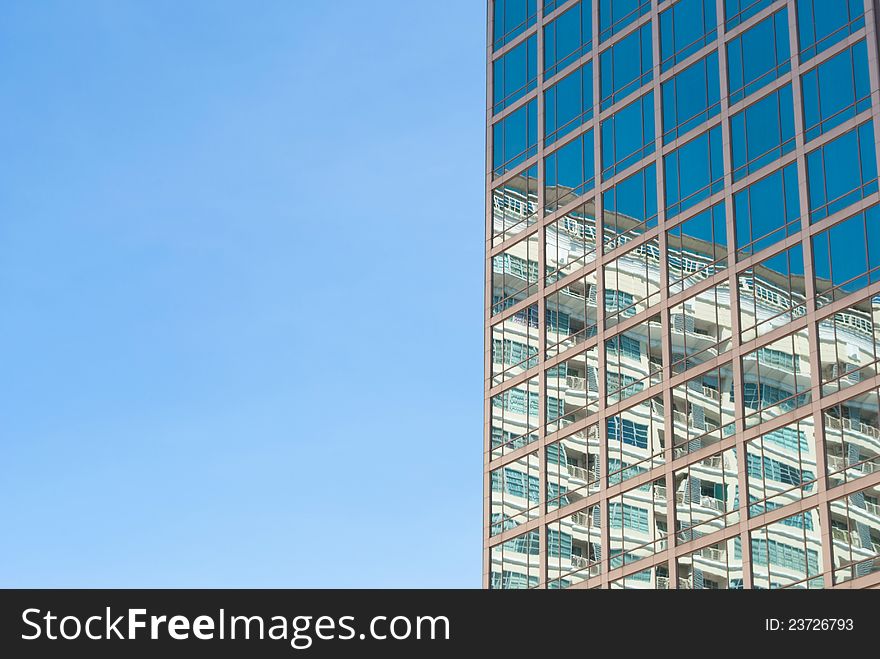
[[485, 0, 880, 589]]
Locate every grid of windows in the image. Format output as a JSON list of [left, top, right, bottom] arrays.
[[486, 0, 880, 590]]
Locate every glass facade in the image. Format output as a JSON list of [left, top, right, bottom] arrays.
[[486, 0, 880, 589]]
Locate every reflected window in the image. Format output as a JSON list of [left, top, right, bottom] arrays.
[[545, 61, 593, 145], [493, 35, 538, 114], [730, 85, 795, 182], [748, 508, 824, 588], [492, 164, 539, 247], [661, 52, 720, 144], [812, 205, 880, 307], [608, 478, 669, 569], [824, 388, 880, 489], [659, 0, 717, 72], [546, 425, 601, 509], [493, 98, 538, 177], [545, 270, 598, 359], [669, 281, 732, 375], [672, 363, 736, 458], [733, 162, 800, 258], [545, 200, 598, 283], [828, 482, 880, 585], [491, 232, 540, 315], [606, 395, 664, 486], [802, 40, 870, 143], [489, 527, 540, 589], [738, 243, 806, 343], [818, 295, 880, 396], [603, 238, 662, 326], [601, 92, 655, 179], [726, 9, 790, 106], [492, 306, 539, 386], [490, 451, 541, 536], [797, 0, 864, 63], [544, 129, 595, 214], [605, 315, 663, 403], [674, 446, 740, 542], [547, 505, 602, 588], [664, 125, 724, 220], [676, 537, 743, 589], [490, 376, 540, 459], [544, 0, 593, 79], [741, 329, 812, 429], [806, 122, 878, 223], [747, 417, 818, 517], [666, 201, 727, 296], [546, 345, 599, 433], [602, 164, 658, 253], [599, 23, 652, 110]]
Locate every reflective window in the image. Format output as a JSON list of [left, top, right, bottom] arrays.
[[544, 0, 593, 79], [601, 92, 655, 179], [603, 238, 662, 326], [493, 98, 538, 177], [812, 205, 880, 306], [545, 200, 598, 283], [602, 164, 658, 253], [818, 294, 880, 396], [741, 328, 812, 429], [726, 9, 790, 106], [490, 451, 541, 536], [490, 375, 539, 459], [747, 417, 818, 516], [606, 395, 665, 486], [545, 270, 598, 358], [738, 243, 807, 343], [546, 425, 601, 509], [545, 61, 593, 145], [492, 308, 539, 386], [806, 122, 878, 223], [669, 281, 732, 374], [599, 0, 651, 42], [546, 345, 600, 433], [676, 538, 744, 589], [671, 363, 736, 457], [748, 508, 824, 588], [828, 482, 880, 585], [797, 0, 865, 63], [491, 232, 540, 315], [661, 51, 720, 143], [610, 561, 669, 589], [824, 388, 880, 489], [493, 35, 538, 114], [546, 505, 602, 588], [730, 84, 795, 181], [608, 478, 669, 568], [666, 202, 727, 296], [492, 164, 539, 247], [489, 528, 540, 589], [664, 125, 724, 219], [725, 0, 774, 30], [599, 23, 652, 110], [544, 129, 595, 214], [733, 162, 800, 258], [659, 0, 717, 72], [674, 446, 740, 542], [802, 40, 870, 143], [493, 0, 538, 51], [605, 315, 663, 403]]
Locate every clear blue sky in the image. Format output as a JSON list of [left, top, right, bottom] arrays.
[[0, 1, 485, 587]]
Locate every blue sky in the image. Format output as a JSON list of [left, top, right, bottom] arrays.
[[0, 1, 485, 587]]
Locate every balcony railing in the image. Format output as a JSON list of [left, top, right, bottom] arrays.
[[571, 511, 592, 527], [567, 464, 590, 481], [656, 576, 669, 589], [824, 414, 880, 440], [701, 547, 726, 562]]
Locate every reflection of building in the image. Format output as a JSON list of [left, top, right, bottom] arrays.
[[486, 0, 880, 588]]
